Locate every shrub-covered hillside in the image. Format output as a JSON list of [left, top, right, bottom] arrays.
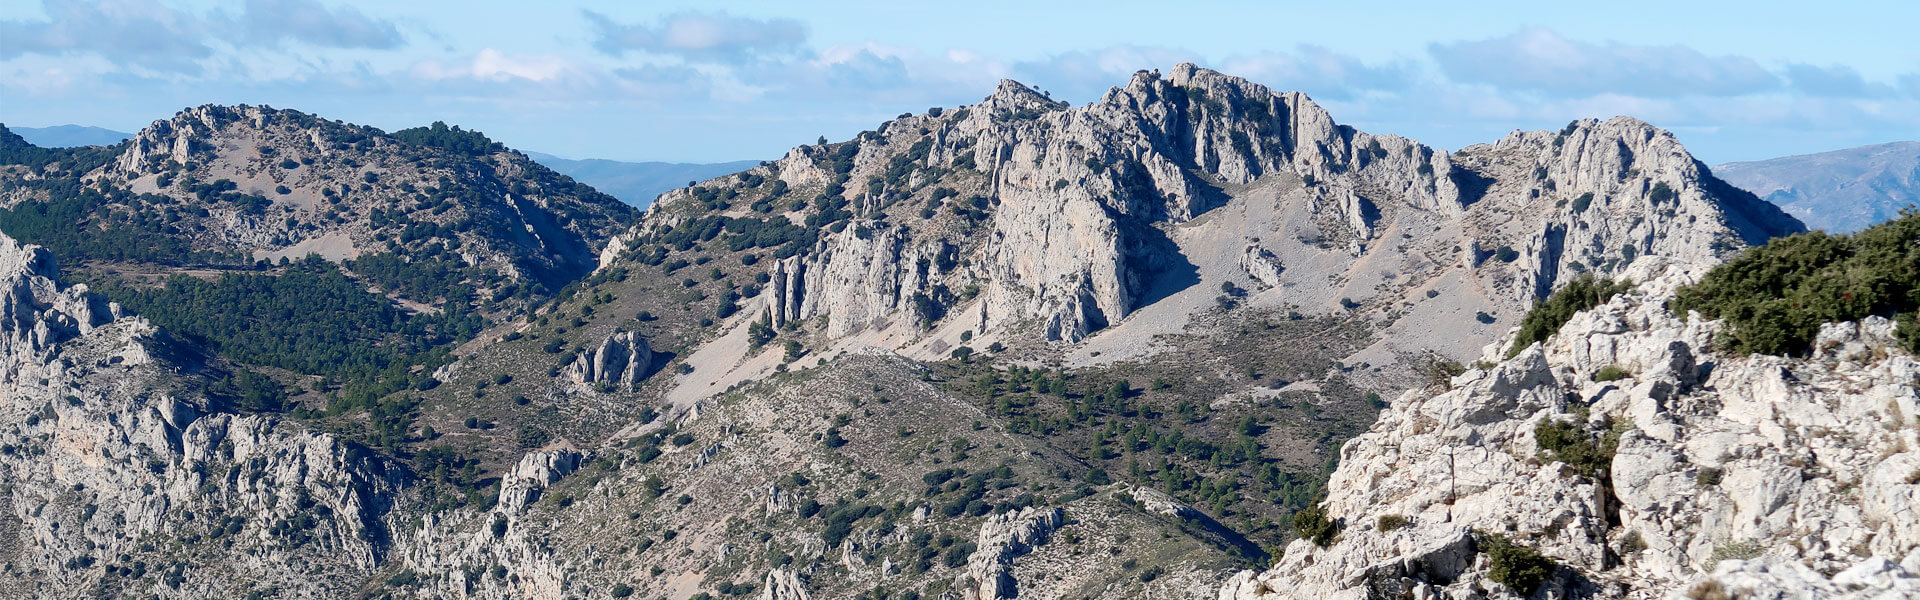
[[1671, 210, 1920, 356]]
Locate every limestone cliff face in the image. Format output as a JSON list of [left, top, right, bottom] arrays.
[[615, 64, 1799, 360], [1452, 118, 1802, 303], [564, 330, 654, 386], [1218, 265, 1920, 599], [0, 233, 408, 599]]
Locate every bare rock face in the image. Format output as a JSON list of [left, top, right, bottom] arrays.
[[1218, 266, 1920, 599], [0, 232, 407, 599], [495, 449, 585, 516], [1239, 245, 1285, 290], [960, 507, 1065, 600], [614, 63, 1800, 380], [563, 331, 653, 386], [760, 568, 812, 600], [0, 235, 119, 363]]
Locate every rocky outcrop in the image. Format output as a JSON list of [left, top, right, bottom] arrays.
[[1219, 265, 1920, 599], [0, 235, 119, 363], [960, 507, 1065, 600], [1239, 245, 1285, 290], [760, 568, 812, 600], [495, 449, 585, 516], [1455, 117, 1803, 303], [0, 232, 407, 599], [563, 331, 654, 386]]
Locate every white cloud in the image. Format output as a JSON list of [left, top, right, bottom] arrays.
[[0, 0, 407, 75], [411, 49, 573, 83], [1219, 46, 1415, 100], [583, 10, 806, 63], [1429, 28, 1781, 98], [235, 0, 404, 49]]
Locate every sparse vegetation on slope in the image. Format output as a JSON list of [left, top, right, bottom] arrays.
[[1509, 275, 1635, 358]]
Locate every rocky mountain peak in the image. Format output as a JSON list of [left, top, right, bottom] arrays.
[[606, 65, 1799, 363], [3, 103, 640, 311], [983, 78, 1064, 113]]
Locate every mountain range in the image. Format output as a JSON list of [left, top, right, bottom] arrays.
[[13, 126, 1917, 231], [1713, 141, 1920, 232], [1, 64, 1914, 599], [7, 123, 763, 210], [524, 153, 762, 209], [7, 124, 135, 148]]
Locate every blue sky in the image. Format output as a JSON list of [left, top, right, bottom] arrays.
[[2, 0, 1916, 164]]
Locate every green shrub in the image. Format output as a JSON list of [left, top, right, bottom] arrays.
[[1291, 505, 1339, 547], [1509, 276, 1634, 358], [1481, 533, 1555, 596], [1591, 365, 1631, 382], [1571, 193, 1594, 213], [1710, 539, 1762, 562], [1670, 212, 1920, 356], [1696, 467, 1723, 487], [1534, 418, 1620, 478], [1649, 182, 1675, 203], [1376, 514, 1409, 532]]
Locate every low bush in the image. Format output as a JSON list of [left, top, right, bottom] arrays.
[[1481, 533, 1555, 596], [1292, 504, 1339, 547], [1534, 418, 1620, 478], [1591, 365, 1631, 382], [1376, 514, 1409, 532]]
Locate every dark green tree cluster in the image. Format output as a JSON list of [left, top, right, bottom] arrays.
[[0, 179, 247, 266], [1671, 212, 1920, 356], [348, 252, 487, 305], [0, 125, 124, 173], [390, 121, 505, 156], [97, 257, 484, 380], [208, 369, 286, 412]]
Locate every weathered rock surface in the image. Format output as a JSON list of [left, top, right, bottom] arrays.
[[563, 330, 654, 386], [1219, 265, 1920, 599], [961, 506, 1065, 600], [760, 567, 812, 600], [0, 232, 408, 599], [612, 63, 1800, 389]]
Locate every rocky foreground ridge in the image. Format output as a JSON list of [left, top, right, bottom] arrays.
[[1219, 260, 1920, 599]]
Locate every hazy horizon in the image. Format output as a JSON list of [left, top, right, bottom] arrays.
[[4, 1, 1917, 164]]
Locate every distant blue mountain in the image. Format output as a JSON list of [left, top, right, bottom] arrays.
[[1715, 141, 1920, 233], [526, 152, 759, 209], [10, 125, 133, 147]]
